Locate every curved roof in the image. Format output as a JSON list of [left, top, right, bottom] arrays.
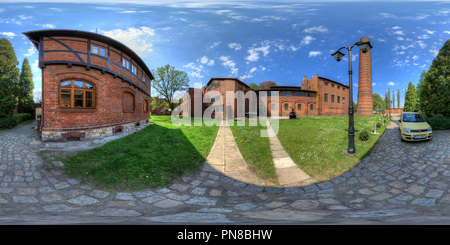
[[23, 29, 154, 80]]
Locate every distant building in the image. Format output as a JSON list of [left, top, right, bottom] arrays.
[[24, 29, 153, 142], [184, 75, 350, 118]]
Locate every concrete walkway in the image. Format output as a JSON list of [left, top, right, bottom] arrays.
[[203, 121, 267, 186], [265, 120, 314, 187]]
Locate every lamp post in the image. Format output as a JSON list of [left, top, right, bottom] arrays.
[[331, 40, 372, 157]]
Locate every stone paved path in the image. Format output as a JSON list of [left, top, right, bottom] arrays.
[[0, 116, 450, 224]]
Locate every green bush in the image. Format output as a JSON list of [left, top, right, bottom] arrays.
[[0, 115, 19, 129], [16, 113, 31, 123], [426, 116, 450, 130], [358, 130, 369, 141], [376, 122, 381, 128]]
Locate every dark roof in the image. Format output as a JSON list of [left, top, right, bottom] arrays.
[[318, 76, 349, 88], [258, 85, 316, 93], [206, 77, 250, 88], [22, 29, 154, 80]]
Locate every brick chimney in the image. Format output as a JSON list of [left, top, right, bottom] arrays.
[[302, 76, 308, 89], [357, 37, 373, 116]]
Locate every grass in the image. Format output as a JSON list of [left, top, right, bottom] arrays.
[[276, 115, 388, 182], [228, 119, 278, 184], [62, 116, 218, 190]]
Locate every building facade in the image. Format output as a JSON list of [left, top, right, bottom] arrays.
[[185, 75, 349, 118], [24, 29, 153, 142]]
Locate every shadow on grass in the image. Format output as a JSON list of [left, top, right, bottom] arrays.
[[63, 120, 211, 190]]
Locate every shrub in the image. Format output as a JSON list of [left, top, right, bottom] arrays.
[[358, 130, 369, 141], [16, 113, 31, 123], [426, 116, 450, 130], [376, 122, 381, 128], [0, 115, 19, 129]]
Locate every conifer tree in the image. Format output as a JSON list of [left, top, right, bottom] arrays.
[[404, 82, 417, 112], [0, 38, 20, 118], [17, 58, 34, 114], [418, 39, 450, 117]]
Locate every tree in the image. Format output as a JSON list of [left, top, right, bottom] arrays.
[[384, 89, 391, 109], [258, 81, 277, 90], [418, 39, 450, 117], [151, 64, 190, 111], [397, 89, 400, 109], [0, 38, 20, 118], [373, 93, 385, 113], [150, 97, 170, 114], [17, 58, 34, 114], [404, 82, 418, 112], [392, 90, 395, 108], [249, 82, 259, 90]]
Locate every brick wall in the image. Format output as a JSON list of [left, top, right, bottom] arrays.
[[357, 37, 374, 116], [34, 32, 152, 141]]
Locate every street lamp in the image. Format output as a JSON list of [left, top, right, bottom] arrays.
[[331, 40, 372, 157]]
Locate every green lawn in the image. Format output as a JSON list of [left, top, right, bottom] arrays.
[[228, 119, 278, 184], [276, 115, 388, 182], [63, 116, 218, 190]]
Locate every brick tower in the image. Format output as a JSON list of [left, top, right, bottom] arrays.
[[357, 37, 373, 116]]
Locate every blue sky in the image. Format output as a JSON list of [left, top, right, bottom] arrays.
[[1, 0, 450, 107]]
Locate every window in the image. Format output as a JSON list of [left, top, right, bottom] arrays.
[[142, 76, 146, 82], [324, 82, 328, 86], [331, 84, 334, 88], [131, 65, 137, 75], [337, 96, 340, 103], [123, 92, 135, 112], [297, 104, 301, 110], [331, 95, 335, 102], [281, 91, 287, 96], [337, 86, 340, 89], [122, 58, 130, 69], [310, 104, 314, 110], [343, 87, 345, 91], [143, 99, 149, 112], [343, 97, 345, 104], [91, 45, 106, 57], [324, 94, 328, 102], [307, 92, 312, 97], [60, 80, 95, 109], [284, 104, 289, 111]]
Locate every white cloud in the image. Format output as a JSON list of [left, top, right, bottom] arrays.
[[393, 30, 405, 35], [228, 43, 242, 50], [101, 26, 155, 56], [183, 62, 204, 78], [219, 56, 238, 76], [430, 49, 439, 57], [303, 26, 328, 33], [300, 35, 315, 45], [0, 32, 16, 38], [388, 81, 395, 86], [444, 31, 450, 34], [412, 55, 419, 60], [372, 83, 376, 86], [208, 41, 221, 50], [245, 42, 270, 62], [309, 51, 322, 57], [198, 56, 214, 66]]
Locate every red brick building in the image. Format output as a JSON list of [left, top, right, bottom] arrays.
[[184, 75, 349, 118], [23, 29, 153, 141]]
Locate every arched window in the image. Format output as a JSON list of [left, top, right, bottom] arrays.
[[60, 80, 95, 109], [123, 92, 135, 112], [143, 99, 149, 112]]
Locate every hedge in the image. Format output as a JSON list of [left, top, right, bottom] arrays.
[[0, 113, 32, 129], [426, 116, 450, 130]]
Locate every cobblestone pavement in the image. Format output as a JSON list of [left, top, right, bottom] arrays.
[[0, 117, 450, 225]]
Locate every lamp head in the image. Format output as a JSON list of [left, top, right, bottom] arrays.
[[357, 41, 373, 53], [331, 50, 345, 62]]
